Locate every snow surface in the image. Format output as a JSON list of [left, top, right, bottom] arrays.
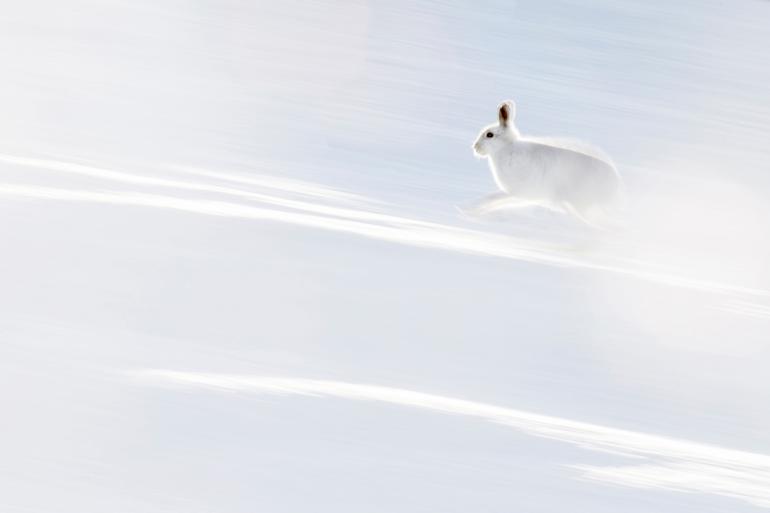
[[2, 0, 770, 512]]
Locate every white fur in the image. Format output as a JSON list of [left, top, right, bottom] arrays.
[[470, 100, 622, 226]]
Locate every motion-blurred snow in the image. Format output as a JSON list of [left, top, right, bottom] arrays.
[[2, 1, 770, 512]]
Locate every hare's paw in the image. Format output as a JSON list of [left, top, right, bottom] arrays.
[[455, 204, 485, 220], [456, 194, 506, 219]]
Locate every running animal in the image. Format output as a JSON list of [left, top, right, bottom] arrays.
[[469, 100, 622, 226]]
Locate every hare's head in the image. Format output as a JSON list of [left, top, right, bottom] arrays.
[[472, 100, 518, 158]]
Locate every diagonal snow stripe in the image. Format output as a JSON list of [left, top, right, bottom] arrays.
[[132, 369, 770, 509], [1, 180, 769, 302]]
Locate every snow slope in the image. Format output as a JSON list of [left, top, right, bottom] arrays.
[[2, 0, 770, 512]]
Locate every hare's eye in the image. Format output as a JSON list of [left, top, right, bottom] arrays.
[[485, 132, 494, 138]]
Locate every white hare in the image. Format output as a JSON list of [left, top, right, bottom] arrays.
[[469, 100, 622, 227]]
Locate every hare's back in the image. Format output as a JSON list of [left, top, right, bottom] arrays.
[[530, 142, 615, 179], [530, 142, 620, 202]]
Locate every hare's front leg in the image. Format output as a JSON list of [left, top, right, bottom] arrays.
[[461, 192, 535, 218], [561, 201, 610, 229]]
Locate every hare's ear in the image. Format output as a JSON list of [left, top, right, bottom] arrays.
[[498, 100, 516, 127]]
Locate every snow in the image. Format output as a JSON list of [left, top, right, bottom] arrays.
[[1, 0, 770, 512]]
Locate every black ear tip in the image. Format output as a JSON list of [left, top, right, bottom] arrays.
[[498, 100, 516, 123], [499, 103, 509, 121]]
